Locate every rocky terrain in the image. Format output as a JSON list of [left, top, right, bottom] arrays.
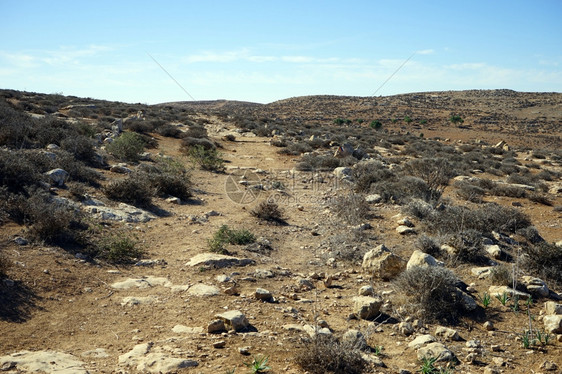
[[0, 88, 561, 374]]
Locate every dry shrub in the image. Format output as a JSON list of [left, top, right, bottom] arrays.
[[522, 242, 562, 288], [251, 200, 284, 223], [393, 266, 463, 324], [104, 174, 155, 207], [331, 193, 370, 225], [446, 229, 487, 265], [295, 334, 366, 374], [490, 264, 514, 287], [415, 235, 442, 258]]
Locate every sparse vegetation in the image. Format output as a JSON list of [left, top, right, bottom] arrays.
[[96, 235, 144, 264], [251, 201, 284, 223], [393, 266, 463, 324], [295, 334, 366, 374], [208, 225, 256, 254], [186, 145, 225, 172], [106, 131, 146, 162]]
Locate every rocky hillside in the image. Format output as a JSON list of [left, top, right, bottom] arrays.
[[0, 88, 561, 374]]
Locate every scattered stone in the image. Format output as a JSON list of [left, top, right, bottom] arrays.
[[397, 217, 414, 227], [488, 286, 530, 299], [543, 315, 562, 334], [408, 334, 436, 349], [84, 202, 156, 223], [539, 360, 558, 371], [407, 250, 442, 270], [483, 321, 495, 331], [282, 324, 306, 332], [255, 288, 273, 301], [303, 325, 332, 338], [118, 343, 198, 373], [186, 253, 254, 268], [81, 348, 109, 358], [121, 296, 158, 306], [13, 237, 28, 245], [224, 285, 240, 295], [358, 285, 374, 296], [213, 340, 226, 348], [238, 346, 251, 355], [490, 344, 501, 352], [435, 326, 461, 341], [396, 225, 416, 235], [207, 319, 226, 334], [166, 197, 181, 204], [342, 329, 367, 350], [188, 284, 220, 297], [465, 339, 481, 349], [398, 322, 414, 336], [172, 325, 203, 334], [458, 289, 477, 311], [111, 276, 171, 290], [216, 310, 249, 332], [0, 350, 88, 373], [296, 277, 315, 291], [365, 194, 382, 204], [45, 168, 68, 186], [362, 244, 406, 280], [353, 296, 383, 320], [253, 269, 274, 278], [417, 342, 456, 362], [545, 301, 562, 315], [484, 367, 500, 374], [484, 244, 502, 259], [333, 166, 352, 180], [110, 164, 132, 174], [520, 276, 549, 298], [471, 266, 494, 278]]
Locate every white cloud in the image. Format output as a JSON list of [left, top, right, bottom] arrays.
[[416, 49, 435, 55]]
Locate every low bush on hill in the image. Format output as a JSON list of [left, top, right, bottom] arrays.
[[522, 242, 562, 288], [393, 266, 463, 324], [251, 201, 284, 223], [295, 334, 366, 374], [104, 174, 155, 207], [106, 132, 146, 162]]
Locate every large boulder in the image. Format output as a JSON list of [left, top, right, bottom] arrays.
[[544, 301, 562, 315], [45, 168, 68, 187], [215, 310, 249, 332], [362, 244, 406, 280], [520, 276, 549, 298], [417, 342, 457, 363], [406, 250, 442, 270], [543, 315, 562, 334], [185, 253, 254, 268], [353, 296, 383, 320]]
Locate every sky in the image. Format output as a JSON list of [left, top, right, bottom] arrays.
[[1, 1, 561, 104]]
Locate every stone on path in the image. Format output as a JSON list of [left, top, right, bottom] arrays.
[[186, 253, 254, 268], [187, 284, 220, 297], [215, 310, 249, 332], [0, 350, 88, 374]]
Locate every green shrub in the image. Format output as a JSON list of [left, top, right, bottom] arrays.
[[369, 120, 382, 130], [24, 190, 85, 245], [139, 157, 192, 200], [97, 236, 143, 264], [186, 145, 225, 172], [393, 266, 463, 324], [450, 115, 464, 124], [104, 174, 154, 207], [208, 225, 256, 254], [295, 334, 366, 374], [0, 149, 42, 193], [106, 132, 146, 162]]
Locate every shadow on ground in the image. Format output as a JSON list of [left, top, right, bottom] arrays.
[[0, 280, 41, 322]]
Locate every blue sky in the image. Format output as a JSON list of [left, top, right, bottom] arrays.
[[1, 1, 560, 104]]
